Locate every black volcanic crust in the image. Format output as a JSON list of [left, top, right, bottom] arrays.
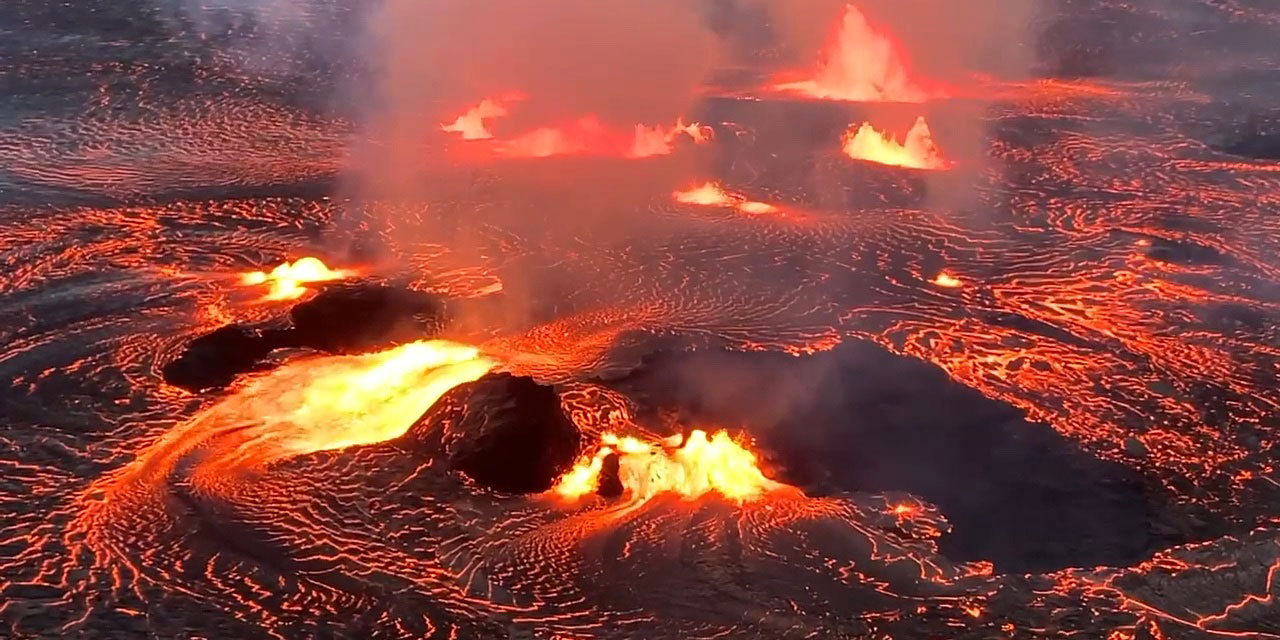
[[161, 283, 446, 391], [443, 373, 581, 494], [605, 339, 1170, 574], [161, 325, 275, 391], [288, 283, 445, 353]]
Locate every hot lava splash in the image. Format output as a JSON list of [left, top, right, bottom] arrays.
[[439, 96, 520, 140], [842, 117, 951, 169], [442, 98, 711, 159], [673, 182, 782, 215], [240, 256, 354, 301], [554, 429, 787, 503], [772, 4, 937, 102]]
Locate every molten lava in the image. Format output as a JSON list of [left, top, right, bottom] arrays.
[[842, 117, 950, 170], [932, 272, 964, 288], [493, 116, 710, 159], [188, 340, 494, 468], [441, 96, 520, 140], [628, 118, 712, 158], [241, 257, 353, 301], [674, 181, 736, 207], [773, 4, 934, 102], [442, 95, 710, 159], [554, 429, 785, 503], [673, 182, 780, 215]]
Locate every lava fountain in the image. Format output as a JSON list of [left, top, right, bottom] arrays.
[[554, 429, 788, 504], [442, 97, 710, 159], [931, 271, 964, 288], [773, 4, 935, 102], [673, 182, 781, 215], [842, 117, 950, 170], [440, 95, 523, 140], [240, 256, 354, 301]]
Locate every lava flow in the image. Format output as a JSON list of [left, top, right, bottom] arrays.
[[772, 4, 935, 102], [171, 340, 493, 469], [555, 429, 787, 503], [240, 256, 354, 301], [842, 117, 951, 169]]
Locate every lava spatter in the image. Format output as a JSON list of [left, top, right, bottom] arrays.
[[554, 429, 788, 503], [240, 256, 354, 301], [673, 182, 784, 215], [440, 94, 525, 140], [842, 117, 951, 170], [772, 4, 937, 102], [441, 96, 711, 159]]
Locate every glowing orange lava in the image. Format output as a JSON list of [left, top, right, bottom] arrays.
[[442, 95, 709, 159], [555, 429, 785, 503], [674, 181, 735, 207], [493, 116, 709, 159], [441, 96, 521, 140], [932, 271, 964, 288], [240, 256, 354, 301], [843, 117, 950, 170], [630, 118, 712, 158], [181, 340, 494, 469], [773, 4, 934, 102], [673, 182, 780, 215]]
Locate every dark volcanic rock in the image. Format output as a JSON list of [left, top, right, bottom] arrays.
[[609, 340, 1163, 574], [161, 325, 274, 391], [443, 374, 581, 494], [596, 452, 624, 499], [1213, 112, 1280, 161], [288, 283, 445, 353], [1144, 237, 1228, 266], [163, 284, 448, 391]]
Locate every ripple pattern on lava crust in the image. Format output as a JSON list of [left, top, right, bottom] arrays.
[[3, 0, 1280, 639]]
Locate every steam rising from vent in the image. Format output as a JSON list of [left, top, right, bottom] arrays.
[[354, 0, 716, 191], [335, 0, 1045, 332]]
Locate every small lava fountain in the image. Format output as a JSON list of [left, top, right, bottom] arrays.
[[773, 4, 936, 102], [842, 117, 951, 170], [240, 257, 354, 301]]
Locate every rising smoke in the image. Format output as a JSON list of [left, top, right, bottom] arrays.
[[339, 1, 1045, 332]]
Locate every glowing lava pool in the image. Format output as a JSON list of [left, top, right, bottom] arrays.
[[2, 1, 1280, 639]]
